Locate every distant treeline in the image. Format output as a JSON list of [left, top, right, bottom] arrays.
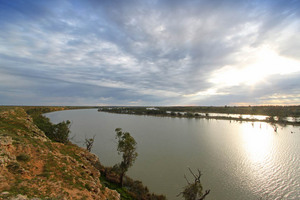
[[166, 105, 300, 117], [100, 106, 300, 117], [99, 106, 300, 125]]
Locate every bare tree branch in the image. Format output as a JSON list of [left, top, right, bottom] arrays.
[[84, 135, 96, 152], [198, 190, 210, 200], [188, 167, 197, 180], [177, 192, 183, 197], [179, 168, 210, 200], [184, 174, 191, 184]]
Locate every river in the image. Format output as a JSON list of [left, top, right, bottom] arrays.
[[45, 109, 300, 200]]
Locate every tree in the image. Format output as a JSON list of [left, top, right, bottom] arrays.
[[187, 112, 194, 118], [178, 168, 210, 200], [84, 135, 95, 152], [52, 120, 71, 144], [114, 128, 138, 186]]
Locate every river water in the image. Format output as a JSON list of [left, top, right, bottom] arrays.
[[45, 109, 300, 200]]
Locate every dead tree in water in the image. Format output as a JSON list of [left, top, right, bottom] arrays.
[[178, 168, 210, 200]]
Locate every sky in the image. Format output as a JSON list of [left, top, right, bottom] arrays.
[[0, 0, 300, 106]]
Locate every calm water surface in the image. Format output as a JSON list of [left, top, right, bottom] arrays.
[[46, 109, 300, 200]]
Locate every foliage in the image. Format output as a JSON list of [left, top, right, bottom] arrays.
[[1, 107, 165, 199], [124, 177, 166, 200], [100, 105, 300, 117], [100, 169, 166, 200], [178, 168, 210, 200], [100, 174, 135, 200], [84, 135, 95, 152], [51, 120, 71, 143], [26, 108, 71, 144], [115, 128, 138, 186], [16, 153, 30, 162], [186, 112, 194, 117], [84, 183, 92, 191], [100, 106, 300, 125], [7, 162, 22, 174]]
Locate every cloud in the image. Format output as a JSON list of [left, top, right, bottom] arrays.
[[0, 0, 299, 105]]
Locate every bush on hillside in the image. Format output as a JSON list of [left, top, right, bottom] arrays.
[[27, 108, 71, 144], [16, 153, 30, 162]]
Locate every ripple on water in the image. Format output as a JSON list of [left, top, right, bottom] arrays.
[[258, 147, 300, 199], [46, 110, 300, 200]]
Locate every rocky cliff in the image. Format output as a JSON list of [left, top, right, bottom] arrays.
[[0, 107, 120, 200]]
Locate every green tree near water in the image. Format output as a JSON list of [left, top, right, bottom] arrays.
[[29, 109, 71, 144], [114, 128, 138, 187], [51, 120, 71, 143]]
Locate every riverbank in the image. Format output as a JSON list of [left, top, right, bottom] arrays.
[[0, 107, 165, 199], [99, 106, 300, 126], [46, 108, 300, 199], [0, 107, 121, 199]]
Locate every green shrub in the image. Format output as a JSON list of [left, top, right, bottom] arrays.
[[7, 162, 22, 174], [100, 169, 166, 200], [16, 153, 30, 162], [84, 184, 92, 191], [51, 120, 71, 144], [30, 112, 71, 144]]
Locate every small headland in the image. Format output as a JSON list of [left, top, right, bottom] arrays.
[[0, 106, 165, 200]]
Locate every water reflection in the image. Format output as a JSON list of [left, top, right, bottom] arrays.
[[241, 122, 274, 163], [46, 110, 300, 200]]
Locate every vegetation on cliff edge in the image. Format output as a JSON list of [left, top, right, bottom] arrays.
[[0, 106, 166, 199]]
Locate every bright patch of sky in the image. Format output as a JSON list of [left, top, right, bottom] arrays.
[[0, 0, 299, 106]]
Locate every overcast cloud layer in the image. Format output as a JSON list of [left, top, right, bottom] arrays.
[[0, 0, 300, 106]]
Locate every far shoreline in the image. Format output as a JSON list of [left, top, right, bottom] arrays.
[[98, 106, 300, 127], [2, 105, 299, 126]]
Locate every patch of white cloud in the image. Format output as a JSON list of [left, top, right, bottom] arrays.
[[259, 93, 300, 105], [224, 22, 261, 46], [0, 70, 34, 88], [209, 45, 300, 87], [183, 87, 229, 99], [1, 0, 300, 105], [182, 43, 300, 104]]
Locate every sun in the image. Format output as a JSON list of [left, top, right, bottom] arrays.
[[209, 45, 300, 87], [182, 45, 300, 102]]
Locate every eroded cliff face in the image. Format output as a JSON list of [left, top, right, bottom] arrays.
[[0, 108, 120, 200]]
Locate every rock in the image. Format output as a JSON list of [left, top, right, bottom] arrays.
[[0, 155, 9, 165], [10, 194, 28, 200], [0, 175, 6, 181], [1, 191, 10, 195], [0, 136, 13, 146], [93, 187, 100, 194]]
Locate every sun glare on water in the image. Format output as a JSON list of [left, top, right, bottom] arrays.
[[241, 122, 274, 163]]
